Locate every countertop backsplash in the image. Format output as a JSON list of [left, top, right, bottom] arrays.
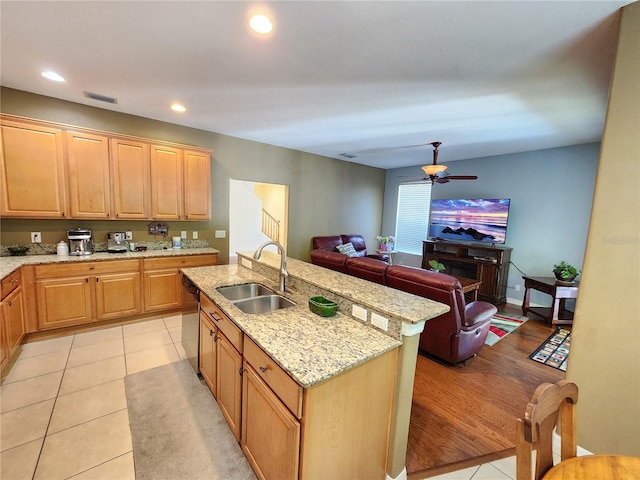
[[0, 239, 210, 257]]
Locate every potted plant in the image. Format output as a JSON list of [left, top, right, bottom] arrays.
[[428, 259, 446, 272], [553, 261, 580, 282], [375, 235, 395, 251]]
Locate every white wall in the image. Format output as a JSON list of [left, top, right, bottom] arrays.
[[229, 179, 270, 263], [382, 143, 600, 305]]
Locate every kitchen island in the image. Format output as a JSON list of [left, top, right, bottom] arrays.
[[182, 251, 449, 480]]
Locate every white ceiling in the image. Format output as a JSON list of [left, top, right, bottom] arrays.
[[0, 1, 632, 169]]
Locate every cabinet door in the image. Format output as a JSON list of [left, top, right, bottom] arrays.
[[111, 138, 151, 219], [66, 131, 112, 219], [143, 269, 181, 312], [36, 276, 93, 329], [199, 312, 217, 396], [183, 150, 211, 220], [4, 287, 26, 354], [242, 363, 300, 480], [217, 334, 243, 441], [150, 145, 182, 219], [0, 306, 7, 369], [95, 272, 141, 320], [0, 119, 67, 217]]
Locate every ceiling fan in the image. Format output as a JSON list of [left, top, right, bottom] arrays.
[[422, 142, 478, 184], [411, 141, 478, 184]]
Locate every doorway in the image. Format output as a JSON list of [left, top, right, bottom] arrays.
[[229, 179, 289, 264]]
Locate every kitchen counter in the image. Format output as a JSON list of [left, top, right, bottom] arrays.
[[183, 252, 449, 388], [0, 247, 220, 279]]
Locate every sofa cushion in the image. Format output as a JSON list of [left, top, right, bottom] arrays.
[[346, 257, 389, 285], [336, 242, 358, 257], [312, 236, 343, 251], [310, 249, 348, 273], [341, 234, 368, 255]]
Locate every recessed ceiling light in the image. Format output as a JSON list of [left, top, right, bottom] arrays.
[[249, 14, 273, 34], [42, 71, 65, 82], [171, 103, 186, 113]]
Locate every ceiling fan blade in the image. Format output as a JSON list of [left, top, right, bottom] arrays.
[[447, 175, 478, 180]]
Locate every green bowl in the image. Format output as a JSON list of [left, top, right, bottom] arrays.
[[309, 296, 338, 317]]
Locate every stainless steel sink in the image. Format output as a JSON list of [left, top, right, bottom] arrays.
[[232, 295, 296, 315], [216, 283, 274, 301]]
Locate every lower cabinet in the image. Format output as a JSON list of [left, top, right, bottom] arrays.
[[1, 270, 27, 369], [198, 293, 399, 480], [35, 260, 141, 330], [143, 254, 217, 312]]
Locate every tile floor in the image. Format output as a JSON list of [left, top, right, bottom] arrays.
[[1, 314, 590, 480]]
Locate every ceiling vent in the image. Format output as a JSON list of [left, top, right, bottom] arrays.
[[339, 152, 357, 159], [84, 91, 117, 104]]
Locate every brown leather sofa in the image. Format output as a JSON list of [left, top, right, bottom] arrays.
[[309, 243, 497, 364], [310, 235, 390, 273]]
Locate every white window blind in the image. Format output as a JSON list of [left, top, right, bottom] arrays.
[[395, 182, 432, 255]]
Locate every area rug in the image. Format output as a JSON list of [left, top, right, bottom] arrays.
[[484, 312, 529, 346], [124, 360, 256, 480], [529, 327, 571, 371]]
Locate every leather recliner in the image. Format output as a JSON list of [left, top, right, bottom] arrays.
[[310, 235, 389, 273], [386, 266, 497, 365]]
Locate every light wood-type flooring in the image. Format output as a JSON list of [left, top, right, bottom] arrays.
[[406, 303, 566, 479]]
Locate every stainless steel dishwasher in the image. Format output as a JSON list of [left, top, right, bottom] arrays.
[[181, 275, 200, 373]]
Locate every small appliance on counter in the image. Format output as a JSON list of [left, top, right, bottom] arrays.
[[67, 228, 93, 255], [107, 232, 128, 253]]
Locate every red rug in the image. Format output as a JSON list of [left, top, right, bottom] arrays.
[[485, 312, 529, 346]]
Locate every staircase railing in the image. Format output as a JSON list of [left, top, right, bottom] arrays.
[[262, 208, 280, 243]]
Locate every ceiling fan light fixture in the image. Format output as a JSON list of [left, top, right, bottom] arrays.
[[422, 164, 447, 176]]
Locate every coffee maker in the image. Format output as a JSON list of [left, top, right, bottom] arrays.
[[67, 228, 93, 255], [107, 232, 128, 253]]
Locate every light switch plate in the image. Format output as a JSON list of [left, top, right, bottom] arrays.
[[352, 305, 367, 321], [371, 313, 389, 331], [181, 231, 187, 239], [192, 231, 198, 239], [215, 230, 226, 238]]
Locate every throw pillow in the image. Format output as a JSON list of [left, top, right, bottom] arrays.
[[336, 242, 358, 257]]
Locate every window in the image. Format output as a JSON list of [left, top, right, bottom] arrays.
[[395, 182, 432, 255]]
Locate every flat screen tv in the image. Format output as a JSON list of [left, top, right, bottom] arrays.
[[429, 198, 511, 244]]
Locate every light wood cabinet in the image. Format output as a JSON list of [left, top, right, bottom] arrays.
[[143, 255, 217, 312], [35, 260, 141, 330], [183, 150, 211, 220], [111, 138, 151, 219], [242, 363, 301, 480], [150, 145, 182, 220], [65, 130, 112, 219], [1, 270, 26, 366], [200, 293, 243, 440], [0, 118, 67, 217]]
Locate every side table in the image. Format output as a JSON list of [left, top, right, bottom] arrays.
[[522, 276, 579, 325], [454, 276, 482, 302], [376, 249, 398, 265]]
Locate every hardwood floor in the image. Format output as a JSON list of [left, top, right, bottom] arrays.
[[406, 303, 566, 479]]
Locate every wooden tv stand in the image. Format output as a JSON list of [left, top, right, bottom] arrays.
[[422, 240, 512, 305]]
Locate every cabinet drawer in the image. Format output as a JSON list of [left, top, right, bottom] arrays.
[[35, 259, 140, 279], [143, 254, 217, 271], [1, 270, 21, 299], [200, 295, 243, 353], [244, 337, 303, 419]]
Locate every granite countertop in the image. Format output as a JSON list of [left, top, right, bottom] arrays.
[[182, 264, 403, 389], [0, 247, 220, 279]]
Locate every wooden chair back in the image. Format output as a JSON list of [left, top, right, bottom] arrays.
[[516, 380, 579, 480]]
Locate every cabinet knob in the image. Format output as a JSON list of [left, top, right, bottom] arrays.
[[259, 366, 269, 373], [7, 300, 12, 307], [209, 329, 214, 336]]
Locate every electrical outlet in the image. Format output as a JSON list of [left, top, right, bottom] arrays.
[[241, 258, 253, 269], [515, 284, 521, 292], [181, 231, 187, 239], [31, 232, 41, 243], [371, 313, 389, 331], [125, 231, 133, 240], [192, 231, 198, 239], [352, 305, 367, 321]]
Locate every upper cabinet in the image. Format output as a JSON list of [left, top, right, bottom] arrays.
[[66, 130, 111, 219], [0, 115, 212, 220], [0, 119, 67, 218], [184, 150, 211, 220], [111, 138, 152, 219]]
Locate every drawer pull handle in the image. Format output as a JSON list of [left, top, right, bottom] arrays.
[[209, 329, 214, 336], [214, 334, 219, 342], [259, 366, 269, 373]]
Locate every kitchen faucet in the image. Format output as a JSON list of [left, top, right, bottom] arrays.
[[253, 241, 289, 292]]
